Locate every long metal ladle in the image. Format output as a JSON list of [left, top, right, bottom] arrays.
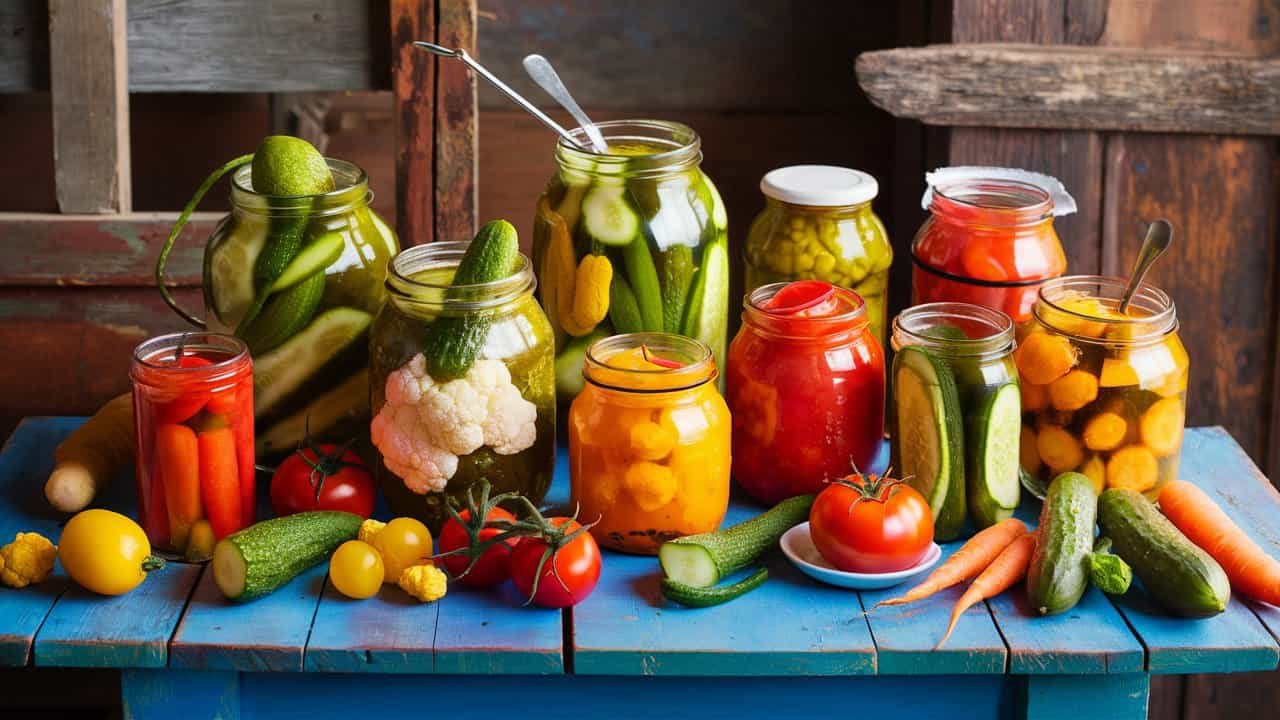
[[1118, 219, 1173, 315], [412, 40, 591, 151]]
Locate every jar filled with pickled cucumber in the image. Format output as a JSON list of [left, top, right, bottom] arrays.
[[368, 235, 556, 532], [158, 138, 398, 460], [1016, 276, 1188, 499], [744, 165, 892, 345], [532, 120, 730, 404]]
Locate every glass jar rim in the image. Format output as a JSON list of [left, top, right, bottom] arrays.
[[743, 282, 868, 340], [131, 332, 250, 379], [230, 158, 372, 217], [386, 241, 535, 311], [892, 302, 1016, 358], [1035, 275, 1177, 344], [555, 119, 702, 177], [930, 178, 1053, 227], [584, 332, 715, 393]]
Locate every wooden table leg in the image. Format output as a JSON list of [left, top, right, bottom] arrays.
[[121, 669, 238, 720], [1022, 674, 1150, 720]]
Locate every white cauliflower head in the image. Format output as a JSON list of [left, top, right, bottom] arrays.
[[371, 354, 539, 494]]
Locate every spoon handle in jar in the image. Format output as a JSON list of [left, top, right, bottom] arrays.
[[522, 54, 609, 153], [1118, 219, 1173, 315]]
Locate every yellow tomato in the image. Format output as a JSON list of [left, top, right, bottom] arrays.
[[372, 517, 432, 583], [58, 509, 158, 596], [329, 540, 385, 599]]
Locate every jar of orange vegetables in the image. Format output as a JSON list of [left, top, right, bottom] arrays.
[[568, 333, 731, 554], [1016, 276, 1188, 499]]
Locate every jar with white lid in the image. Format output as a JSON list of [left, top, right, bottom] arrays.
[[744, 165, 893, 345]]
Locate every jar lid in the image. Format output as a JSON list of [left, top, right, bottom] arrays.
[[760, 165, 878, 206]]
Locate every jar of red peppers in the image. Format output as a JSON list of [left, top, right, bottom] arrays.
[[726, 280, 885, 505], [912, 169, 1074, 323], [131, 333, 255, 556]]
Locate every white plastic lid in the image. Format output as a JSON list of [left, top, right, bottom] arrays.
[[760, 165, 879, 207], [921, 166, 1077, 216]]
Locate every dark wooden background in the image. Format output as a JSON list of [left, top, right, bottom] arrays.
[[1, 1, 1278, 718]]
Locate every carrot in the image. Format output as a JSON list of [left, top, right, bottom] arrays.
[[1048, 369, 1099, 412], [876, 518, 1028, 608], [938, 532, 1038, 648], [1014, 332, 1076, 385], [1037, 426, 1084, 473], [1159, 481, 1280, 606], [1083, 412, 1128, 452], [197, 427, 243, 539], [1140, 396, 1185, 458], [1106, 445, 1158, 493], [156, 423, 202, 549], [234, 383, 256, 527]]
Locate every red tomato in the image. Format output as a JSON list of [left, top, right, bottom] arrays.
[[510, 518, 602, 608], [809, 472, 933, 574], [270, 444, 375, 518], [437, 507, 519, 588]]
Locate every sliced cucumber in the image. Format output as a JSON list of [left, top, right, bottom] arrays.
[[581, 185, 641, 246], [254, 307, 373, 417], [697, 172, 728, 231], [270, 231, 344, 292], [682, 240, 730, 370], [893, 346, 966, 541], [554, 182, 589, 235], [967, 383, 1022, 528], [256, 368, 369, 457], [207, 219, 267, 327], [240, 272, 326, 354], [662, 568, 769, 608]]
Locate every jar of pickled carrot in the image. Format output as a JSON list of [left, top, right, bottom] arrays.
[[568, 333, 730, 554], [131, 333, 255, 557], [912, 172, 1071, 323], [1016, 276, 1188, 499], [726, 280, 885, 505]]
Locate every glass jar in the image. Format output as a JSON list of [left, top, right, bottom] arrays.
[[726, 282, 885, 505], [1016, 276, 1188, 499], [131, 332, 255, 555], [891, 302, 1021, 539], [532, 120, 729, 404], [161, 158, 399, 458], [368, 242, 555, 531], [744, 166, 893, 346], [569, 333, 730, 554], [912, 178, 1066, 323]]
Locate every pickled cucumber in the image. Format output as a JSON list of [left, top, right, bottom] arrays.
[[257, 369, 370, 457], [659, 245, 695, 333], [682, 239, 729, 371], [207, 218, 267, 325], [254, 307, 372, 416], [240, 272, 326, 354]]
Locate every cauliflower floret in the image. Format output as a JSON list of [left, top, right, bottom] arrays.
[[372, 355, 539, 494], [399, 564, 448, 603], [0, 532, 57, 588]]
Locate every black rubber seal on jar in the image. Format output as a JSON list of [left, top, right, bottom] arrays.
[[911, 252, 1050, 288]]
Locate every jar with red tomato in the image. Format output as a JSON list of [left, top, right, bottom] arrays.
[[726, 280, 885, 505], [131, 332, 254, 556], [912, 170, 1073, 322]]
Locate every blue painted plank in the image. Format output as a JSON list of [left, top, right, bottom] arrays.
[[433, 582, 564, 674], [303, 580, 439, 674], [986, 500, 1145, 674], [121, 669, 239, 720], [1023, 674, 1149, 720], [1104, 427, 1280, 674], [170, 563, 326, 672], [240, 673, 1011, 720]]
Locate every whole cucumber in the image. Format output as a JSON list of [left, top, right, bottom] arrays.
[[1098, 488, 1230, 617], [1026, 472, 1097, 615]]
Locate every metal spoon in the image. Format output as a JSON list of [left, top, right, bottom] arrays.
[[412, 41, 588, 150], [1118, 219, 1173, 314], [522, 54, 609, 153]]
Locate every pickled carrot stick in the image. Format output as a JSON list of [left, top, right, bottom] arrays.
[[156, 423, 201, 549], [198, 427, 242, 539]]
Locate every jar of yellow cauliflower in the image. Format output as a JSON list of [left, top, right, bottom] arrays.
[[745, 165, 892, 346], [568, 333, 730, 554]]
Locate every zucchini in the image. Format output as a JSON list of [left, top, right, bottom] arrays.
[[892, 347, 966, 541], [659, 494, 813, 588], [662, 568, 769, 608], [1026, 472, 1097, 615], [1098, 488, 1230, 617], [1089, 537, 1133, 595], [581, 185, 640, 246], [423, 220, 520, 380], [659, 244, 695, 333], [213, 510, 361, 602], [621, 233, 664, 332], [967, 383, 1022, 528], [253, 306, 372, 416]]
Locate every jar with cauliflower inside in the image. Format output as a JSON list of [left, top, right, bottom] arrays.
[[568, 333, 731, 554], [369, 241, 555, 532]]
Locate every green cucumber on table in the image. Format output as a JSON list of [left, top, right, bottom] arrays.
[[1026, 472, 1098, 615], [892, 346, 966, 541], [659, 494, 813, 588], [1098, 488, 1231, 617], [213, 510, 361, 602]]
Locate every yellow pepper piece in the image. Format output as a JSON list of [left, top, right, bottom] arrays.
[[398, 564, 448, 603], [623, 461, 678, 511], [629, 420, 677, 461], [0, 532, 57, 588], [567, 254, 612, 335], [548, 209, 579, 334]]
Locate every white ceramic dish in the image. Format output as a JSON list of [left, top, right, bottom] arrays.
[[780, 522, 942, 590]]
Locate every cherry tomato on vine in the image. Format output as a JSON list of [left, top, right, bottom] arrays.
[[809, 471, 933, 574], [270, 443, 375, 519], [510, 517, 602, 608], [438, 507, 518, 588]]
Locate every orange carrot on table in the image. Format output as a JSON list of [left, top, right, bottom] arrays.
[[938, 531, 1038, 648], [876, 518, 1028, 608], [156, 423, 202, 549], [1159, 480, 1280, 606], [198, 427, 243, 539]]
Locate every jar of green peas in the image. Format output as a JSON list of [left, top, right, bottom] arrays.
[[744, 165, 892, 345]]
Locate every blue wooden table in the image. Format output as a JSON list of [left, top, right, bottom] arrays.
[[3, 418, 1279, 719]]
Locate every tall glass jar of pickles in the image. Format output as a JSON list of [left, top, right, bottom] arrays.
[[532, 120, 730, 404], [368, 239, 556, 531], [1016, 276, 1188, 499], [569, 333, 730, 554], [744, 166, 892, 346]]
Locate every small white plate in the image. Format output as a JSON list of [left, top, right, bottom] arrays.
[[780, 522, 942, 590]]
